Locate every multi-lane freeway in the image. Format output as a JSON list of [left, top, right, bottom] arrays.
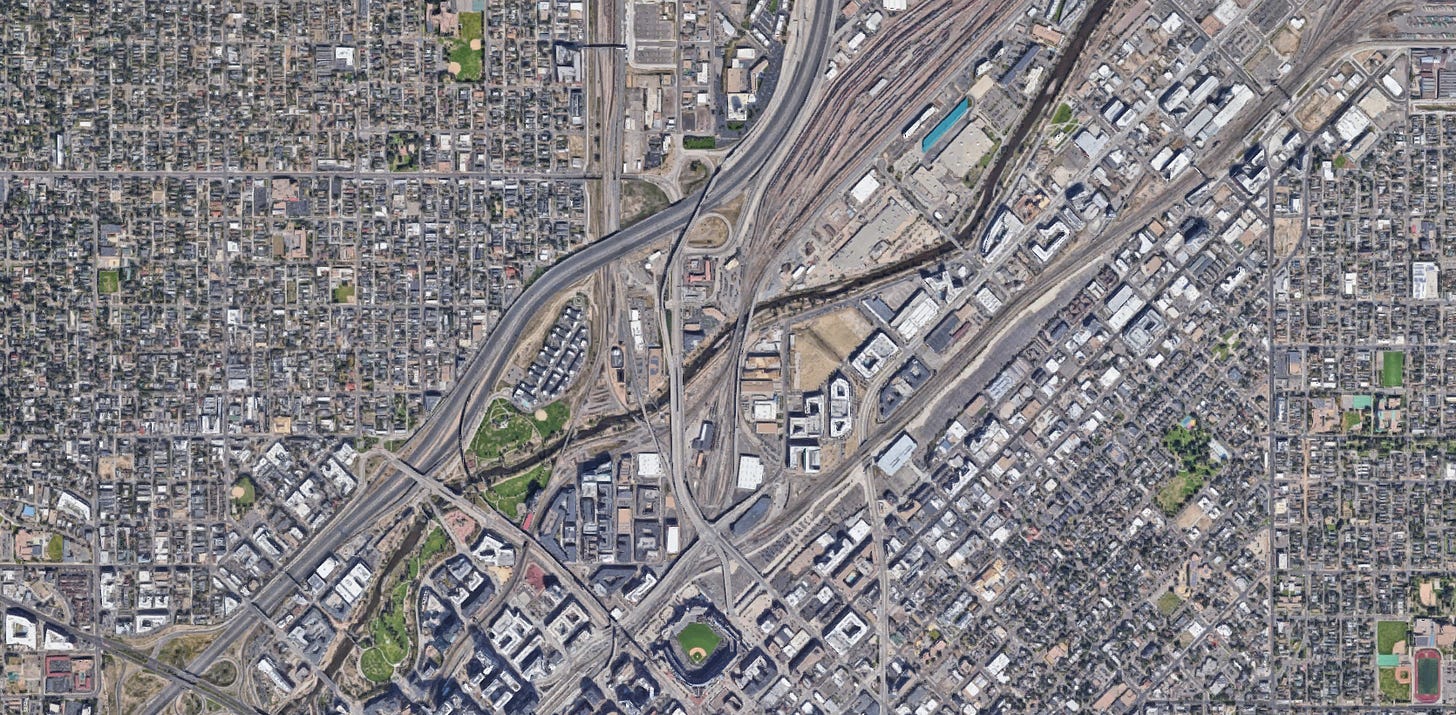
[[395, 0, 837, 479], [140, 2, 837, 712]]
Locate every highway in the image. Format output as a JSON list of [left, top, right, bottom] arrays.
[[130, 0, 1412, 710], [0, 597, 260, 715], [393, 0, 838, 478], [143, 470, 416, 713], [140, 1, 838, 711]]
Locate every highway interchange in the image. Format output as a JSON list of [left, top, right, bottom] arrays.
[[130, 0, 1416, 711], [136, 0, 839, 711]]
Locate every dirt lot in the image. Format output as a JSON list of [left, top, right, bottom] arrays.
[[119, 671, 165, 715], [810, 308, 873, 357], [686, 214, 730, 249], [790, 308, 873, 389], [791, 330, 841, 390], [622, 179, 670, 226], [1273, 217, 1302, 259], [1271, 27, 1300, 56]]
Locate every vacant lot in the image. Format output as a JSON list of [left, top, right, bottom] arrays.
[[622, 180, 669, 226], [202, 660, 237, 686], [158, 633, 216, 669], [680, 159, 711, 195], [791, 329, 842, 390], [685, 214, 729, 249], [805, 308, 873, 359]]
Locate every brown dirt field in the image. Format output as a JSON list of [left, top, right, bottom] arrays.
[[447, 61, 462, 75], [806, 307, 873, 358], [1294, 92, 1342, 132], [686, 214, 730, 249], [98, 455, 133, 481], [1273, 217, 1302, 259], [791, 330, 842, 390], [715, 194, 746, 227], [120, 672, 166, 715], [622, 180, 670, 225], [1271, 28, 1300, 56]]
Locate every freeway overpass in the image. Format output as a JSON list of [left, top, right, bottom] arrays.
[[395, 0, 838, 478], [141, 1, 836, 711]]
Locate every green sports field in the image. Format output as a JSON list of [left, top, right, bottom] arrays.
[[1381, 351, 1405, 388], [677, 623, 721, 664]]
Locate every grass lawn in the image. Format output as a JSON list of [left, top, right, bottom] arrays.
[[332, 284, 355, 303], [409, 526, 454, 579], [420, 527, 450, 561], [445, 38, 482, 81], [1333, 153, 1350, 170], [978, 138, 1000, 167], [158, 633, 214, 669], [459, 11, 483, 40], [1381, 351, 1405, 388], [359, 647, 394, 683], [484, 464, 551, 521], [682, 135, 717, 150], [98, 269, 120, 294], [1051, 102, 1073, 125], [1155, 472, 1204, 515], [1342, 410, 1364, 432], [1377, 620, 1409, 655], [231, 476, 256, 509], [531, 401, 570, 440], [369, 582, 412, 665], [677, 622, 722, 664], [1212, 330, 1239, 360], [469, 399, 536, 461], [1418, 655, 1440, 698], [1378, 666, 1410, 702], [46, 534, 63, 562], [1156, 591, 1184, 617]]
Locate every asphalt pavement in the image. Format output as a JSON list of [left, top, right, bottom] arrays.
[[142, 3, 837, 711], [396, 0, 838, 478]]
